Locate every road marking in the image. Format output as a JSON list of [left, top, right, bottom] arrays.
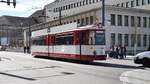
[[120, 69, 150, 84], [0, 72, 36, 81]]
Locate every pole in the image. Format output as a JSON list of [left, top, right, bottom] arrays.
[[59, 8, 62, 25], [28, 24, 31, 53], [102, 0, 105, 26], [134, 16, 137, 55]]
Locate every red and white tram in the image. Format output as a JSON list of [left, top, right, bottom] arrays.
[[31, 23, 106, 62]]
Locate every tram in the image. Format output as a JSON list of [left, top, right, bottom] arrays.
[[31, 23, 106, 62]]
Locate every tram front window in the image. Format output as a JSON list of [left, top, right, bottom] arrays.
[[95, 32, 105, 45], [89, 31, 105, 45]]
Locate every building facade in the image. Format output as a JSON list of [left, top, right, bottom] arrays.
[[0, 16, 37, 47]]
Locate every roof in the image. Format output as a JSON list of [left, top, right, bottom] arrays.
[[29, 9, 44, 17]]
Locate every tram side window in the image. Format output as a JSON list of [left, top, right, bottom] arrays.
[[78, 32, 84, 45], [55, 35, 73, 45], [32, 36, 45, 45]]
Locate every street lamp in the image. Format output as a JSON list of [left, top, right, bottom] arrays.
[[0, 0, 16, 8], [59, 8, 62, 25], [134, 16, 138, 55]]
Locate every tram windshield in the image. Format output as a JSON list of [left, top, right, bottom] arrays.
[[89, 31, 105, 45], [95, 32, 105, 45]]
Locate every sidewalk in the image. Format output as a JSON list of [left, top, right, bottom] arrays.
[[107, 54, 135, 60]]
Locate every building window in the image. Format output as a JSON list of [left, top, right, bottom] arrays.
[[86, 0, 88, 5], [137, 34, 141, 47], [124, 34, 129, 46], [131, 34, 135, 47], [111, 14, 116, 26], [89, 0, 92, 4], [74, 3, 76, 8], [142, 0, 146, 5], [77, 19, 80, 24], [83, 0, 85, 5], [124, 15, 129, 26], [143, 17, 147, 27], [65, 5, 68, 10], [68, 5, 71, 9], [118, 34, 122, 46], [111, 33, 115, 46], [93, 0, 95, 3], [60, 7, 63, 10], [121, 3, 124, 7], [118, 15, 122, 26], [63, 6, 65, 10], [136, 0, 140, 6], [81, 18, 85, 25], [131, 16, 135, 27], [77, 2, 79, 7], [71, 4, 73, 8], [116, 4, 120, 7], [137, 16, 141, 27], [126, 2, 129, 8], [80, 1, 82, 6], [90, 16, 94, 24], [131, 1, 134, 7], [86, 17, 89, 25], [143, 35, 147, 47], [148, 0, 150, 4]]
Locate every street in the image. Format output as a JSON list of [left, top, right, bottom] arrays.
[[0, 51, 147, 84]]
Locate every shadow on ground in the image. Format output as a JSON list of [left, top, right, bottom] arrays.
[[34, 56, 144, 69]]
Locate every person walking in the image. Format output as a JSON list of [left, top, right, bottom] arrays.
[[24, 46, 26, 53], [118, 45, 123, 59], [123, 46, 127, 59], [109, 45, 114, 58], [115, 45, 119, 59], [27, 46, 30, 53]]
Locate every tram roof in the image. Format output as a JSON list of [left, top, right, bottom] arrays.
[[32, 23, 104, 37]]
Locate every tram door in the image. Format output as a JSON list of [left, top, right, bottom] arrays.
[[78, 32, 83, 60]]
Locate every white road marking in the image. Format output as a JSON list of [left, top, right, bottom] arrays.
[[120, 69, 150, 84]]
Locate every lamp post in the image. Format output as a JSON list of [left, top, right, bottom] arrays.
[[102, 0, 105, 26], [134, 16, 138, 55], [59, 8, 62, 25]]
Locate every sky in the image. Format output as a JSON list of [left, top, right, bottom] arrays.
[[0, 0, 54, 17]]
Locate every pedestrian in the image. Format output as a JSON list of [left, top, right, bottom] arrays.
[[123, 46, 127, 59], [118, 45, 123, 59], [27, 46, 30, 53], [109, 45, 114, 58], [114, 45, 119, 59], [24, 46, 26, 53]]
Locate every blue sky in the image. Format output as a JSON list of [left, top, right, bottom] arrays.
[[0, 0, 54, 17]]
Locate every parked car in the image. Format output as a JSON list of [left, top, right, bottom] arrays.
[[134, 51, 150, 67]]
